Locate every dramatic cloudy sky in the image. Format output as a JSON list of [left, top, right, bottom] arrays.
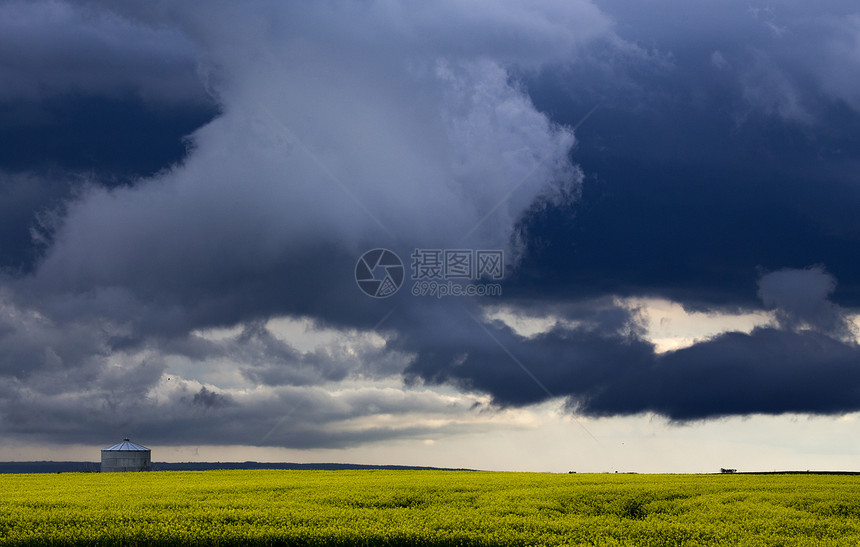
[[2, 0, 860, 472]]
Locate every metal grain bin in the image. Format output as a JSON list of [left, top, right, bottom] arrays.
[[100, 439, 151, 472]]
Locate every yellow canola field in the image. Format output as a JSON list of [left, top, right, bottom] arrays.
[[2, 470, 860, 545]]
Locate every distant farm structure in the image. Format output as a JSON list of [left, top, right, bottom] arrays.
[[720, 468, 737, 474], [101, 439, 151, 472]]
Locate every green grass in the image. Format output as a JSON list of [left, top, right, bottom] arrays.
[[2, 470, 859, 545]]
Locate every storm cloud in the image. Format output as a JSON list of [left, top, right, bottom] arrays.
[[404, 268, 860, 421], [0, 0, 596, 446], [1, 0, 860, 454]]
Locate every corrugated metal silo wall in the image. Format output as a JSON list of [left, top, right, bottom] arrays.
[[100, 451, 151, 472]]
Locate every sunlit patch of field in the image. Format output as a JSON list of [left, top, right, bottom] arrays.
[[2, 470, 859, 545]]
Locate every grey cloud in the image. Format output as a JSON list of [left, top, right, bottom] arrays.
[[198, 321, 408, 387], [16, 1, 591, 338], [191, 386, 233, 409], [0, 0, 609, 446], [95, 0, 613, 70], [0, 294, 111, 394], [591, 0, 860, 123], [757, 266, 851, 336], [0, 378, 483, 449], [0, 0, 207, 104]]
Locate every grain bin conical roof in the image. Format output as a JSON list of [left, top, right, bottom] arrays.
[[102, 438, 149, 451]]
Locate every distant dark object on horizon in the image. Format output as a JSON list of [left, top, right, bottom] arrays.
[[720, 468, 738, 474]]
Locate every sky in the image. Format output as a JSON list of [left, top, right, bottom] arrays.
[[1, 0, 860, 473]]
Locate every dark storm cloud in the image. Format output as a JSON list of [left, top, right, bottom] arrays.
[[602, 327, 860, 421], [0, 1, 217, 271], [404, 269, 860, 421], [514, 0, 860, 308], [0, 171, 69, 272], [3, 0, 860, 450], [592, 0, 860, 117], [0, 99, 216, 176], [0, 0, 603, 446], [11, 0, 592, 337], [399, 301, 654, 407]]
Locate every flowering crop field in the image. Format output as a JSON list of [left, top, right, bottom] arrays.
[[2, 470, 860, 546]]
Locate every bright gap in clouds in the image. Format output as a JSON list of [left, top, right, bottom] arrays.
[[626, 298, 773, 353], [484, 298, 774, 353]]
